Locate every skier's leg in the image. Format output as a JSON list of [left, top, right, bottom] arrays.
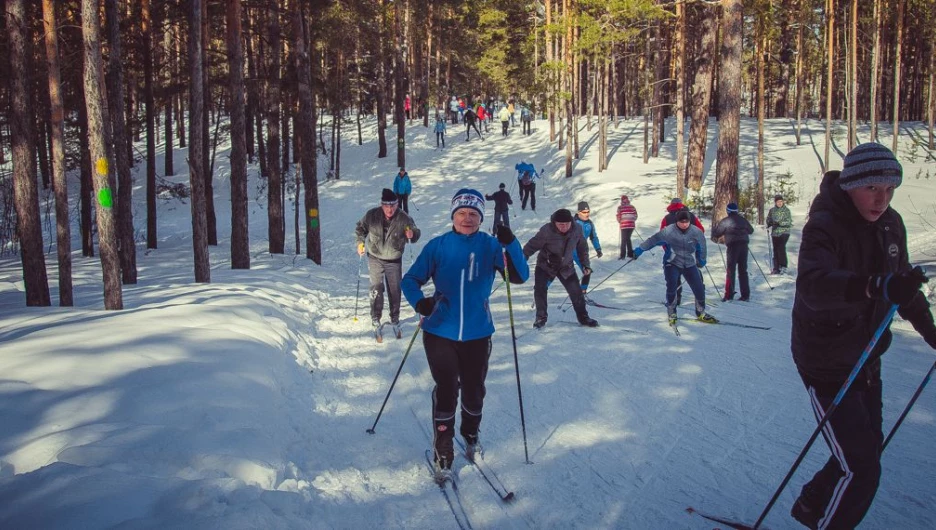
[[457, 336, 492, 441], [533, 267, 552, 321], [529, 183, 536, 211], [424, 332, 460, 467], [367, 257, 386, 322], [683, 265, 707, 315], [737, 242, 751, 299], [385, 260, 403, 324]]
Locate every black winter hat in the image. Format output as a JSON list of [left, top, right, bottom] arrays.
[[774, 194, 784, 202], [675, 210, 691, 223], [499, 183, 506, 189], [577, 201, 590, 212], [837, 142, 903, 191], [381, 188, 398, 205], [551, 209, 574, 223]]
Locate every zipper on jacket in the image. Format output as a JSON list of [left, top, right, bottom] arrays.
[[458, 268, 465, 341], [468, 252, 476, 282]]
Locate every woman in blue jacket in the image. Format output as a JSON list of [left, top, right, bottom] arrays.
[[402, 189, 529, 475], [392, 168, 412, 213]]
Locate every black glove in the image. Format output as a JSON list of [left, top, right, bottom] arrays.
[[495, 224, 516, 245], [415, 298, 436, 317], [596, 250, 603, 258], [867, 267, 929, 305]]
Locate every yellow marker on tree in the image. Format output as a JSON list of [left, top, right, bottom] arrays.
[[95, 157, 109, 176]]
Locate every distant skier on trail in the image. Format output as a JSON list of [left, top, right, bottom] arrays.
[[520, 104, 532, 135], [660, 197, 705, 305], [392, 168, 412, 214], [711, 202, 754, 301], [464, 107, 483, 141], [572, 201, 602, 293], [616, 195, 638, 259], [485, 183, 513, 234], [434, 115, 446, 148], [515, 161, 539, 211], [402, 189, 528, 476], [523, 208, 598, 329], [766, 194, 793, 274], [355, 189, 421, 341], [499, 106, 510, 137], [789, 143, 936, 530], [634, 210, 716, 325]]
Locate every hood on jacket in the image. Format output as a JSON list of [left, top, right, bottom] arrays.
[[810, 170, 877, 224], [666, 202, 686, 214], [620, 195, 630, 205]]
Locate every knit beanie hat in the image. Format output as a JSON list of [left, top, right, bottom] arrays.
[[726, 202, 739, 213], [451, 188, 485, 221], [774, 194, 784, 202], [551, 209, 574, 223], [499, 183, 506, 189], [671, 197, 683, 205], [675, 210, 691, 223], [621, 195, 629, 202], [381, 188, 398, 205], [577, 201, 590, 212], [837, 142, 903, 191]]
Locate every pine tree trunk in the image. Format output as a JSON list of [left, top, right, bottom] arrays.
[[202, 0, 217, 246], [824, 0, 834, 171], [267, 4, 284, 254], [394, 0, 406, 169], [142, 0, 158, 249], [546, 0, 555, 143], [294, 2, 321, 264], [564, 0, 573, 177], [42, 0, 73, 306], [892, 0, 905, 153], [929, 43, 935, 149], [11, 0, 52, 307], [164, 21, 175, 176], [227, 0, 250, 269], [756, 30, 766, 225], [714, 0, 743, 219], [376, 0, 388, 158], [675, 0, 686, 199], [78, 87, 95, 257], [848, 0, 858, 150], [81, 0, 123, 307], [687, 3, 715, 191], [795, 0, 805, 145], [187, 0, 211, 282], [104, 0, 137, 284]]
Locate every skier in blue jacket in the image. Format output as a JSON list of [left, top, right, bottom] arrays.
[[402, 188, 529, 475], [392, 168, 412, 214], [572, 201, 602, 292]]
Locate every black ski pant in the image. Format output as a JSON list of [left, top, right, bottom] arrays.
[[501, 120, 509, 136], [522, 119, 531, 135], [397, 193, 409, 214], [772, 232, 790, 272], [466, 121, 483, 140], [367, 256, 403, 323], [797, 360, 883, 530], [664, 264, 705, 317], [723, 241, 750, 299], [491, 210, 510, 233], [619, 228, 634, 259], [534, 266, 588, 321], [520, 183, 536, 211], [436, 131, 445, 148], [424, 331, 491, 461]]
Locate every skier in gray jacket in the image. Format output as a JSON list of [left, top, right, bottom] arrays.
[[522, 209, 598, 329], [355, 188, 421, 335]]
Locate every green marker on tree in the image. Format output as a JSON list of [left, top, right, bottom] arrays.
[[98, 188, 113, 208]]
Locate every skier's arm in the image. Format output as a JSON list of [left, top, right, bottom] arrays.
[[496, 237, 530, 284], [354, 215, 369, 243], [796, 214, 862, 311], [402, 240, 436, 309]]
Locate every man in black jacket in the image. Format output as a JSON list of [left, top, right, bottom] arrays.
[[790, 143, 935, 530], [485, 183, 513, 234], [711, 202, 754, 301], [522, 209, 598, 329]]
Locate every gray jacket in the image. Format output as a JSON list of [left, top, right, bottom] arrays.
[[355, 208, 420, 261], [640, 224, 707, 268], [711, 212, 754, 245], [523, 222, 589, 279]]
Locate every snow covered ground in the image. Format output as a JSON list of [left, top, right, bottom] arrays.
[[1, 115, 935, 529]]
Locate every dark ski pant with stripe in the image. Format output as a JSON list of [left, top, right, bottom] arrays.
[[368, 256, 403, 324], [798, 360, 883, 530], [535, 266, 588, 321], [724, 241, 750, 299], [664, 263, 705, 316], [424, 332, 491, 461]]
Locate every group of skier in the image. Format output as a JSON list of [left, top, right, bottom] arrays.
[[354, 142, 935, 530]]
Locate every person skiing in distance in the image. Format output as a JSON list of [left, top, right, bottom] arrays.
[[355, 189, 421, 339], [498, 105, 511, 137], [523, 209, 599, 329], [520, 104, 532, 135], [789, 142, 936, 530], [485, 183, 513, 233], [634, 210, 715, 324], [392, 168, 412, 214], [660, 197, 705, 306], [402, 189, 529, 475], [515, 162, 539, 212], [711, 202, 754, 301], [449, 95, 459, 125], [507, 99, 516, 127], [476, 103, 489, 133], [434, 114, 446, 148], [766, 194, 793, 274], [616, 195, 638, 259], [572, 201, 602, 293], [464, 107, 483, 141], [458, 97, 466, 123]]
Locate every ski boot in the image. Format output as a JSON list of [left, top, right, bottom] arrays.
[[391, 321, 402, 339], [463, 434, 483, 462], [696, 313, 718, 324], [533, 317, 547, 329], [372, 318, 383, 343]]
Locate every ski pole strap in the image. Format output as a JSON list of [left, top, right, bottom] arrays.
[[833, 303, 898, 406]]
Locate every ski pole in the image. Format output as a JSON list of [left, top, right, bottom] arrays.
[[503, 250, 531, 464], [410, 198, 419, 212], [883, 358, 936, 449], [353, 254, 364, 322], [748, 247, 774, 290], [703, 265, 721, 298], [751, 304, 900, 529], [766, 227, 774, 273], [366, 319, 423, 434], [562, 258, 636, 311], [634, 229, 654, 257]]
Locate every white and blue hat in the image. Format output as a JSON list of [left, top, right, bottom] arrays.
[[451, 188, 485, 222]]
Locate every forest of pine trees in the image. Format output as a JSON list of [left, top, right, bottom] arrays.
[[1, 0, 934, 308]]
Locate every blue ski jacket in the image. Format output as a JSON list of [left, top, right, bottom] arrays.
[[403, 229, 529, 341], [393, 172, 412, 196]]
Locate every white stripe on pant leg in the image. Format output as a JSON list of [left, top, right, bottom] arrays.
[[807, 386, 854, 530]]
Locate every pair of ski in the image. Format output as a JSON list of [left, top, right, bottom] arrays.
[[685, 506, 767, 529], [424, 440, 515, 530], [373, 322, 403, 343]]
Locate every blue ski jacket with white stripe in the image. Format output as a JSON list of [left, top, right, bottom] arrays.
[[402, 229, 529, 341]]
